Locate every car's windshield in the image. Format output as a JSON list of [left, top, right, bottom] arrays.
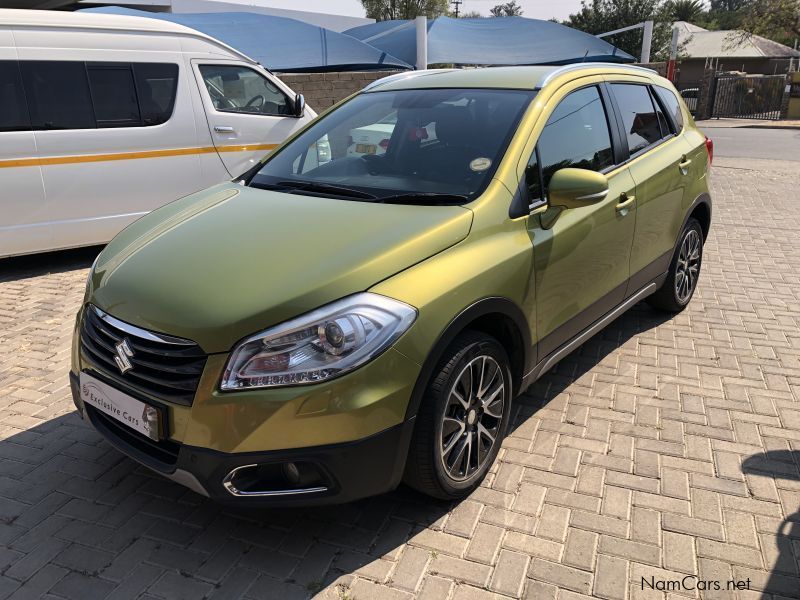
[[248, 88, 536, 203]]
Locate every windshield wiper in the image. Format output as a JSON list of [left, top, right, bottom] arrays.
[[274, 180, 377, 200], [376, 192, 469, 205]]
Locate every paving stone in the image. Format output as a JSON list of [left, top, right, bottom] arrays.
[[1, 166, 799, 600]]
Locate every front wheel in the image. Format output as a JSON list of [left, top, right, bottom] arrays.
[[648, 217, 704, 312], [404, 331, 512, 499]]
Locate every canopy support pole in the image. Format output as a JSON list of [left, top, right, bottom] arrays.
[[416, 16, 428, 70], [666, 26, 679, 81], [641, 20, 653, 63]]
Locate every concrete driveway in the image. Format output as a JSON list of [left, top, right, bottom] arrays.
[[0, 155, 799, 599]]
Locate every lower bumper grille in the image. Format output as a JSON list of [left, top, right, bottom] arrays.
[[86, 405, 180, 470]]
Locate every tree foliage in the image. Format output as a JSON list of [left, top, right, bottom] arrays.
[[564, 0, 675, 60], [666, 0, 706, 21], [361, 0, 450, 20], [734, 0, 800, 47], [489, 1, 524, 16]]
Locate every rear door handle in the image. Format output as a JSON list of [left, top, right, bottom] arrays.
[[679, 156, 692, 172], [616, 193, 635, 212], [214, 126, 235, 133]]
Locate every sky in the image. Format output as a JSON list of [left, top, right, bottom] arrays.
[[217, 0, 586, 22]]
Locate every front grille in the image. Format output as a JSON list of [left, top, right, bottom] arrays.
[[80, 305, 206, 405], [86, 405, 180, 470]]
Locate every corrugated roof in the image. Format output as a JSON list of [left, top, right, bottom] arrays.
[[675, 21, 800, 58]]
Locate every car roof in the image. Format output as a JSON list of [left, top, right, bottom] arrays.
[[364, 64, 660, 92]]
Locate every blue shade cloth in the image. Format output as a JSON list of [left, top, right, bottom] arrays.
[[82, 7, 413, 72], [345, 16, 635, 67]]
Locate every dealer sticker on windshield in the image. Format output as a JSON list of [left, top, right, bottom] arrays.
[[80, 372, 161, 441], [470, 157, 492, 172]]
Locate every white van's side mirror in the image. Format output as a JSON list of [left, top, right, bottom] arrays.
[[293, 94, 305, 118]]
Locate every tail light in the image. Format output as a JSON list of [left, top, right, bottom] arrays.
[[705, 136, 713, 166], [379, 138, 390, 149]]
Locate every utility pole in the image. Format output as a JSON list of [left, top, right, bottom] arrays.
[[451, 0, 462, 17]]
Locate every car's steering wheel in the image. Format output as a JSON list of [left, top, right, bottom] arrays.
[[245, 95, 265, 109]]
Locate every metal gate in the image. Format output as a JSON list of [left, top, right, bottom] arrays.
[[711, 74, 787, 120]]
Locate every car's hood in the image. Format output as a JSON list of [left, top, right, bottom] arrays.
[[90, 183, 473, 353]]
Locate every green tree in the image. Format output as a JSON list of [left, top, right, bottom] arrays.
[[565, 0, 674, 60], [461, 10, 484, 17], [489, 1, 524, 17], [734, 0, 800, 46], [361, 0, 450, 20], [667, 0, 706, 21]]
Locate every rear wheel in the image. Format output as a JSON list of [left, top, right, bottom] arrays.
[[648, 218, 703, 312], [404, 331, 512, 499]]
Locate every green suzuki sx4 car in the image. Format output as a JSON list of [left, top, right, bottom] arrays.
[[71, 64, 712, 505]]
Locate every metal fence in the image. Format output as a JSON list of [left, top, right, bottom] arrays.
[[711, 74, 787, 120]]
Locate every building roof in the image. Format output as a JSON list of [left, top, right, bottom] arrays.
[[675, 21, 800, 59]]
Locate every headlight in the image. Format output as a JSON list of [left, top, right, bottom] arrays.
[[220, 293, 416, 390]]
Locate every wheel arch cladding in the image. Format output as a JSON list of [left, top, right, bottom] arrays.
[[404, 297, 531, 421], [688, 193, 712, 240]]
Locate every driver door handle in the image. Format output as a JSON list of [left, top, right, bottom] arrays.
[[214, 126, 235, 133], [616, 193, 636, 212]]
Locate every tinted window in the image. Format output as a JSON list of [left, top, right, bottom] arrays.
[[133, 63, 178, 126], [537, 86, 613, 193], [199, 65, 291, 116], [21, 61, 95, 130], [88, 64, 140, 128], [612, 84, 662, 154], [0, 61, 29, 132], [653, 85, 684, 131]]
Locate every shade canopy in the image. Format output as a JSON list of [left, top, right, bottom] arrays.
[[83, 7, 413, 72], [345, 16, 635, 67]]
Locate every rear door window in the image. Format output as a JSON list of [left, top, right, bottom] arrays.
[[21, 61, 95, 130], [0, 61, 30, 132], [611, 83, 662, 155], [87, 64, 141, 128], [536, 85, 614, 196]]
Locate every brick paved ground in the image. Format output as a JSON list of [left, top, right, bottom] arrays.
[[1, 161, 799, 600]]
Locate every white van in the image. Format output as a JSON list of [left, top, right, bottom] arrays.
[[0, 10, 320, 258]]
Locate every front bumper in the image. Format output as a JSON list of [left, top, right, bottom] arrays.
[[70, 372, 415, 505]]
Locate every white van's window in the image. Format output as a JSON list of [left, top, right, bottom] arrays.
[[0, 61, 29, 132], [21, 61, 95, 130], [88, 64, 140, 128], [133, 63, 179, 126], [199, 65, 291, 116]]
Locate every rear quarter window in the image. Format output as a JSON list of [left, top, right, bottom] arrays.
[[0, 61, 29, 132], [653, 85, 684, 132]]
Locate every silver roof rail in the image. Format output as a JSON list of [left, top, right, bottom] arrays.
[[540, 62, 658, 87], [363, 69, 456, 92]]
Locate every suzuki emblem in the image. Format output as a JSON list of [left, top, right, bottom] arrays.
[[114, 338, 135, 374]]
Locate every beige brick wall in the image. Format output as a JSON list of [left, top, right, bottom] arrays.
[[277, 70, 403, 113]]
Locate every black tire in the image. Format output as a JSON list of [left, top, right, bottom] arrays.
[[647, 217, 704, 312], [403, 331, 512, 500]]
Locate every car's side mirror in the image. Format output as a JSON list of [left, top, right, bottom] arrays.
[[548, 168, 609, 210], [293, 94, 305, 118]]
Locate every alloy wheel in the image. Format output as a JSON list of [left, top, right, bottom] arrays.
[[439, 355, 505, 481], [675, 229, 701, 304]]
